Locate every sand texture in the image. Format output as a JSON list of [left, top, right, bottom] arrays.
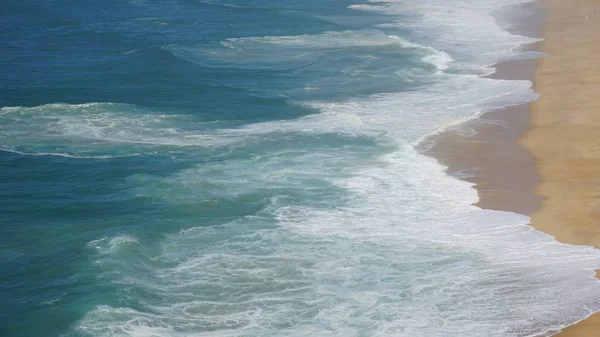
[[426, 0, 600, 334], [523, 0, 600, 335], [423, 2, 544, 218]]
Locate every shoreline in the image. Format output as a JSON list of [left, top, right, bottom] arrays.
[[422, 0, 543, 216], [424, 0, 600, 335]]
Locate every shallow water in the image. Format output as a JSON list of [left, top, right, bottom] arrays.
[[2, 1, 600, 336]]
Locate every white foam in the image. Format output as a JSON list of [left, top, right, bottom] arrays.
[[0, 146, 129, 159], [236, 75, 536, 143], [87, 235, 140, 256], [351, 0, 542, 73], [0, 103, 243, 157], [0, 75, 533, 155], [122, 49, 140, 55], [74, 157, 600, 335], [165, 29, 453, 71], [199, 0, 258, 9], [223, 30, 415, 49], [68, 70, 600, 336]]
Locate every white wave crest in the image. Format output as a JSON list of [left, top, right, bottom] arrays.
[[165, 29, 453, 71], [87, 235, 140, 256], [0, 74, 533, 157], [351, 0, 541, 73], [223, 29, 411, 49]]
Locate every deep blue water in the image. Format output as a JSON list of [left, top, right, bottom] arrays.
[[3, 1, 600, 337]]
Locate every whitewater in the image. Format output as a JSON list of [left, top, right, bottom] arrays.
[[1, 0, 600, 336]]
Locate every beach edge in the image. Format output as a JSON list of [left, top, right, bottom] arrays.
[[423, 0, 600, 335]]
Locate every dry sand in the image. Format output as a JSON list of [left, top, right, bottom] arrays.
[[426, 0, 600, 335], [524, 0, 600, 335]]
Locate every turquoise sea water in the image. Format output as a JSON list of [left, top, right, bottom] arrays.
[[2, 1, 600, 336]]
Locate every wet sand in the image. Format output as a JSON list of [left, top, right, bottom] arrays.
[[423, 0, 543, 216], [424, 65, 542, 216], [426, 0, 600, 335]]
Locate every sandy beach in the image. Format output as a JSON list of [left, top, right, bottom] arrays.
[[525, 0, 600, 335], [427, 0, 600, 335]]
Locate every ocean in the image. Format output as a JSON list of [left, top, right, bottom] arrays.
[[2, 0, 600, 336]]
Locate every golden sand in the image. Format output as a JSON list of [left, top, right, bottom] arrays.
[[522, 0, 600, 335], [426, 0, 600, 334]]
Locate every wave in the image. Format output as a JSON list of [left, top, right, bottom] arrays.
[[0, 147, 133, 159], [87, 235, 140, 256], [351, 0, 541, 74], [164, 29, 452, 71], [221, 30, 412, 49], [61, 74, 598, 337], [240, 76, 535, 143], [0, 103, 244, 157], [74, 146, 600, 335], [0, 74, 533, 160]]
